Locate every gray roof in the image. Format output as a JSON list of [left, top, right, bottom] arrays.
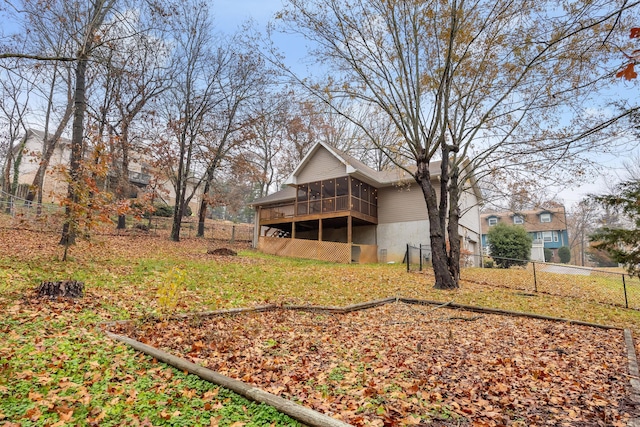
[[250, 186, 297, 206]]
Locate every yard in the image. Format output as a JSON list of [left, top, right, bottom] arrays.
[[1, 224, 640, 426]]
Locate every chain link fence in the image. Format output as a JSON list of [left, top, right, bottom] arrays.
[[129, 216, 253, 242], [405, 244, 431, 272], [0, 190, 253, 242], [406, 244, 640, 310], [0, 190, 65, 232]]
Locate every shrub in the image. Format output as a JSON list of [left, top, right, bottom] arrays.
[[153, 204, 174, 217], [544, 248, 553, 262], [483, 259, 494, 268], [156, 267, 187, 316], [152, 204, 192, 218], [487, 223, 532, 268], [558, 246, 571, 264]]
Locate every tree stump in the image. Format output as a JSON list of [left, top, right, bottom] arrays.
[[37, 280, 84, 298]]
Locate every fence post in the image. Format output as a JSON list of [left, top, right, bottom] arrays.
[[231, 225, 236, 244], [419, 245, 423, 272], [532, 261, 538, 292], [406, 244, 410, 272], [623, 274, 629, 309]]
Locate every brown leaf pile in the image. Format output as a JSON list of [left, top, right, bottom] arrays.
[[110, 303, 636, 426]]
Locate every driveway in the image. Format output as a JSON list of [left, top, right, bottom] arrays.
[[540, 264, 592, 276]]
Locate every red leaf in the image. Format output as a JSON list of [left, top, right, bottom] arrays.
[[616, 63, 638, 80], [630, 27, 640, 39]]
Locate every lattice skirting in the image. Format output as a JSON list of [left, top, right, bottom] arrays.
[[258, 237, 378, 264]]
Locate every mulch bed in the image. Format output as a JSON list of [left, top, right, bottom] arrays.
[[109, 302, 637, 426]]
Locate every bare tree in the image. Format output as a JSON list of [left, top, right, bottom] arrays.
[[276, 98, 331, 179], [0, 59, 32, 199], [194, 43, 269, 237], [88, 11, 172, 229], [243, 92, 290, 198], [151, 0, 226, 242], [13, 0, 78, 207], [567, 199, 601, 266], [277, 0, 640, 289]]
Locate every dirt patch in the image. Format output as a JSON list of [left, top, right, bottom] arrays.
[[109, 303, 636, 426], [207, 247, 238, 256]]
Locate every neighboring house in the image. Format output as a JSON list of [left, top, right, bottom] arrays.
[[480, 207, 569, 262], [6, 129, 201, 212], [250, 141, 482, 264]]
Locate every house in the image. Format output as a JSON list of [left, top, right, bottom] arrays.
[[250, 141, 482, 264], [480, 207, 569, 262], [5, 129, 201, 212]]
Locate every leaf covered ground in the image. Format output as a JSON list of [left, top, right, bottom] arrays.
[[109, 303, 634, 426], [1, 224, 640, 426]]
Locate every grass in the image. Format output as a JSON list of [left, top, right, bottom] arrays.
[[466, 263, 640, 309], [1, 224, 640, 426]]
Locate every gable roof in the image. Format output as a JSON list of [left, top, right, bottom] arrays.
[[480, 207, 567, 235], [285, 141, 441, 187], [252, 141, 483, 207]]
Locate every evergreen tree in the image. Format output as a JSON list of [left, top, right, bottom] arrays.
[[590, 181, 640, 277], [558, 246, 571, 264]]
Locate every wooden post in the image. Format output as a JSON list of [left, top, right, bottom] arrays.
[[347, 215, 352, 244], [291, 221, 296, 239], [318, 218, 323, 241]]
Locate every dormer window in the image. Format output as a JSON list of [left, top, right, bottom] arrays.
[[540, 212, 551, 223], [488, 217, 498, 226], [513, 215, 524, 225]]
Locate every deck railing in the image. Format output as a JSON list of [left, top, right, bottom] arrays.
[[261, 195, 376, 222]]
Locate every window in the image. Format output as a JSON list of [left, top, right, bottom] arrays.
[[488, 217, 498, 226], [541, 231, 553, 242], [513, 215, 524, 225], [540, 212, 551, 223], [553, 231, 558, 242]]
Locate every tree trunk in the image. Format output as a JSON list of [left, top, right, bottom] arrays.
[[2, 154, 13, 214], [170, 198, 183, 242], [415, 155, 458, 290], [115, 121, 132, 230], [197, 176, 212, 237], [447, 165, 461, 285], [117, 214, 126, 229], [11, 136, 26, 196], [60, 56, 88, 247]]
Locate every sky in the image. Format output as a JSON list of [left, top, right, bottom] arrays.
[[212, 0, 282, 30]]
